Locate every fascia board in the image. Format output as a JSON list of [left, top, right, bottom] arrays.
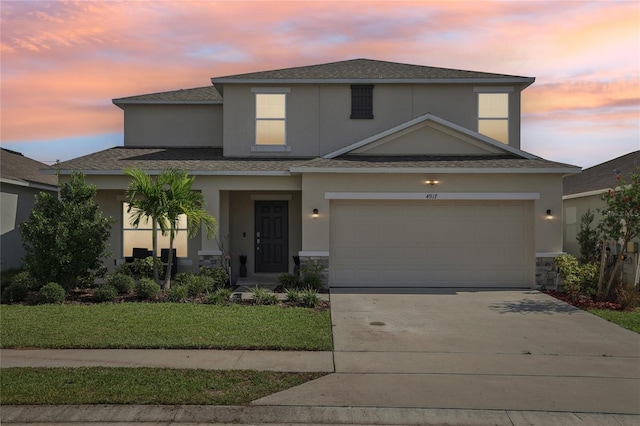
[[112, 100, 223, 105], [212, 77, 535, 86], [289, 167, 581, 174], [0, 177, 58, 191]]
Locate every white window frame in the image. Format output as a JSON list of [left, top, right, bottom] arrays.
[[475, 87, 512, 144], [252, 87, 291, 152]]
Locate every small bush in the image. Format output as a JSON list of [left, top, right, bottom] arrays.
[[555, 254, 599, 301], [613, 284, 640, 310], [2, 283, 29, 304], [249, 286, 278, 305], [131, 257, 165, 279], [37, 283, 66, 304], [113, 262, 133, 276], [301, 262, 325, 290], [106, 273, 135, 294], [166, 285, 188, 303], [200, 266, 230, 289], [285, 288, 301, 303], [12, 271, 40, 291], [278, 273, 301, 290], [135, 277, 160, 300], [205, 288, 233, 305], [300, 288, 320, 308], [94, 284, 118, 303]]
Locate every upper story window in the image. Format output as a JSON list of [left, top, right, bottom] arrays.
[[477, 92, 509, 144], [255, 92, 286, 146], [351, 85, 374, 119]]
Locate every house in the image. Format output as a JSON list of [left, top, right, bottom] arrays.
[[563, 151, 640, 287], [55, 58, 579, 288], [0, 148, 58, 271]]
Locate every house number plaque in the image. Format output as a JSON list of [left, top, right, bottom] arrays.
[[425, 193, 439, 199]]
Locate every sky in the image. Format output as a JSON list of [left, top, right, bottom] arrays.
[[1, 0, 639, 169]]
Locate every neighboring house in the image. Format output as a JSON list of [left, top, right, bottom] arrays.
[[55, 58, 579, 288], [0, 148, 58, 271], [563, 151, 640, 287]]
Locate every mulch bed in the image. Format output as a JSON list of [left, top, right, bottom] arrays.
[[542, 290, 623, 311]]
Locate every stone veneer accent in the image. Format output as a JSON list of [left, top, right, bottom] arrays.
[[299, 255, 329, 287], [199, 253, 222, 270], [535, 256, 559, 290]]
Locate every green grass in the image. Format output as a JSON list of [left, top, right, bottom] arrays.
[[0, 303, 332, 350], [588, 308, 640, 333], [0, 367, 326, 405]]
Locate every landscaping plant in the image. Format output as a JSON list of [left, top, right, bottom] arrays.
[[166, 285, 188, 303], [106, 273, 135, 294], [249, 286, 278, 305], [301, 262, 325, 290], [300, 288, 320, 308], [20, 172, 113, 291], [278, 273, 301, 290], [94, 285, 118, 303], [135, 277, 160, 300], [37, 283, 66, 304]]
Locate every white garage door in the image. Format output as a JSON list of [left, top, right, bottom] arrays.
[[330, 200, 533, 288]]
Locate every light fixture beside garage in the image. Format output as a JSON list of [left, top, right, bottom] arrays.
[[425, 179, 440, 186], [312, 208, 319, 218], [546, 209, 554, 220]]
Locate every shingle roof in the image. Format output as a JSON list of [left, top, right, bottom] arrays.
[[55, 147, 315, 174], [564, 151, 640, 196], [213, 58, 534, 83], [0, 148, 58, 187], [55, 147, 576, 175], [113, 86, 222, 105], [293, 155, 577, 171]]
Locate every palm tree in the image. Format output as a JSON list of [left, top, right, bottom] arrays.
[[125, 168, 168, 285], [159, 169, 217, 289]]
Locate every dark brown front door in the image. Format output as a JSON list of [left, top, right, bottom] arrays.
[[255, 201, 288, 273]]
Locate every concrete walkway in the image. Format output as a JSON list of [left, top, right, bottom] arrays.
[[2, 289, 640, 424]]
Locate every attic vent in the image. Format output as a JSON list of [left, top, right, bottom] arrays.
[[351, 85, 374, 119]]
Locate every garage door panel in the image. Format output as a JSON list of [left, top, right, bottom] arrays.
[[330, 200, 533, 288]]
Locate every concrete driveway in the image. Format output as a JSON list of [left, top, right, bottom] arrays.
[[255, 289, 640, 414]]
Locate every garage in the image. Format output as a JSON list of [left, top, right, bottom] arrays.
[[329, 200, 534, 288]]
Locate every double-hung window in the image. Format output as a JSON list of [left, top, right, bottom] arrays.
[[253, 88, 290, 149], [122, 203, 188, 258], [477, 91, 509, 144]]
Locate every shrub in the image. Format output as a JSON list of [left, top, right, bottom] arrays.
[[249, 286, 278, 305], [20, 171, 113, 290], [300, 288, 320, 308], [200, 266, 230, 289], [555, 254, 599, 300], [613, 284, 640, 310], [135, 277, 160, 300], [37, 282, 66, 304], [285, 288, 301, 303], [131, 257, 165, 280], [301, 262, 325, 290], [278, 273, 301, 290], [113, 262, 133, 276], [11, 271, 40, 291], [106, 273, 135, 294], [2, 283, 29, 304], [166, 285, 188, 303], [94, 284, 118, 303], [205, 288, 233, 305]]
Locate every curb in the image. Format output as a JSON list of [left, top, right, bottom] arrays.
[[2, 405, 638, 425]]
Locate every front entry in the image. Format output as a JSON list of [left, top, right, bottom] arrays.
[[254, 201, 289, 273]]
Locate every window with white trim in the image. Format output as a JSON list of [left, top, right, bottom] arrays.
[[122, 203, 188, 258], [478, 93, 509, 144], [255, 93, 286, 145]]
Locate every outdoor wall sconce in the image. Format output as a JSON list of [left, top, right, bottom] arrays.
[[425, 179, 440, 186], [312, 209, 319, 218], [546, 209, 553, 220]]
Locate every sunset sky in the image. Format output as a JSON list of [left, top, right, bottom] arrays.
[[2, 0, 639, 169]]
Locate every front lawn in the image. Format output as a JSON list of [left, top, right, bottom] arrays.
[[0, 303, 332, 350], [1, 367, 326, 405], [588, 308, 640, 333]]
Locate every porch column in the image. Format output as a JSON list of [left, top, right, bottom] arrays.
[[198, 186, 222, 269]]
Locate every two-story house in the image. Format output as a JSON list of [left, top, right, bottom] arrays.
[[56, 58, 579, 288]]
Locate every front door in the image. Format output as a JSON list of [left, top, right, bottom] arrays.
[[255, 201, 289, 273]]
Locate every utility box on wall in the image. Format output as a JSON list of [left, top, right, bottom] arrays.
[[627, 242, 638, 253]]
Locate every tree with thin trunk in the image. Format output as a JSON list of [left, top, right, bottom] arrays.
[[158, 169, 217, 289], [125, 168, 168, 285], [596, 172, 640, 300]]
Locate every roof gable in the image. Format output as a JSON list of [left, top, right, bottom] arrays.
[[324, 114, 537, 160]]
